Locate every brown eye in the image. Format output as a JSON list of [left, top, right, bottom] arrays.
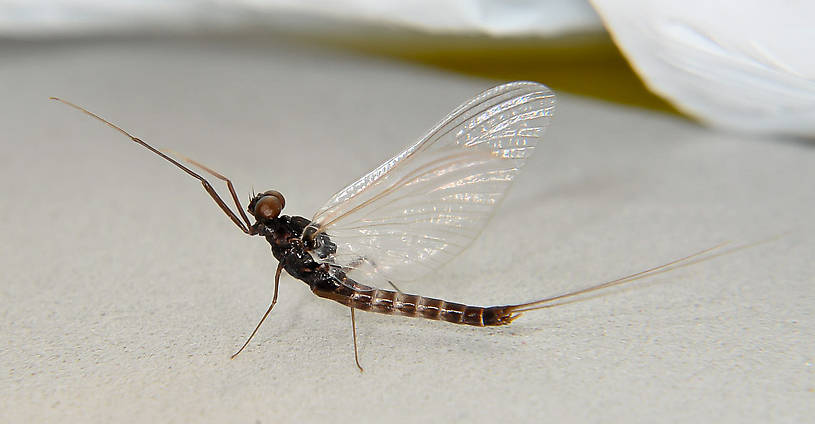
[[254, 194, 284, 220], [262, 190, 285, 209]]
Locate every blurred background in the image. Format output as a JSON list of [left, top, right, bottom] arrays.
[[3, 0, 813, 137], [3, 2, 814, 423]]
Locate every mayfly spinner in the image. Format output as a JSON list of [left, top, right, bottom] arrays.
[[52, 82, 722, 371]]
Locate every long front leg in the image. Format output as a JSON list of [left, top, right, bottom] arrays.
[[231, 262, 284, 359], [50, 97, 253, 234], [162, 150, 253, 232]]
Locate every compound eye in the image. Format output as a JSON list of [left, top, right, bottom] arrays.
[[262, 190, 285, 209], [254, 194, 284, 220]]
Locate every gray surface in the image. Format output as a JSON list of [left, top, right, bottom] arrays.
[[1, 35, 813, 423]]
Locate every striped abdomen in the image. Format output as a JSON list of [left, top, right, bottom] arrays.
[[313, 284, 519, 327]]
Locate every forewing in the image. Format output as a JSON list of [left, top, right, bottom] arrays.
[[308, 82, 556, 284]]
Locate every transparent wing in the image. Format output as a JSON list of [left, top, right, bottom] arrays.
[[306, 81, 556, 286]]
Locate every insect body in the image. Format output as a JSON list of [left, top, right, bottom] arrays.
[[257, 212, 518, 326], [52, 82, 721, 371]]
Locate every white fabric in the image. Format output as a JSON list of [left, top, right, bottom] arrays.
[[0, 0, 602, 36], [592, 0, 815, 136]]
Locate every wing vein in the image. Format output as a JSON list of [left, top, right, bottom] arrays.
[[307, 82, 556, 284]]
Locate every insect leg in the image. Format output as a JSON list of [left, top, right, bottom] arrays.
[[386, 281, 404, 294], [350, 307, 364, 372], [161, 150, 253, 232], [343, 256, 369, 269], [345, 256, 405, 294], [50, 97, 252, 235], [231, 262, 284, 359]]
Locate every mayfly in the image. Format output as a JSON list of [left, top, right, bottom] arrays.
[[52, 82, 722, 371]]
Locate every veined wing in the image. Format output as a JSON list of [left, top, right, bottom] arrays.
[[305, 82, 556, 285]]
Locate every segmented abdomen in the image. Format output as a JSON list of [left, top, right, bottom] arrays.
[[313, 283, 518, 327]]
